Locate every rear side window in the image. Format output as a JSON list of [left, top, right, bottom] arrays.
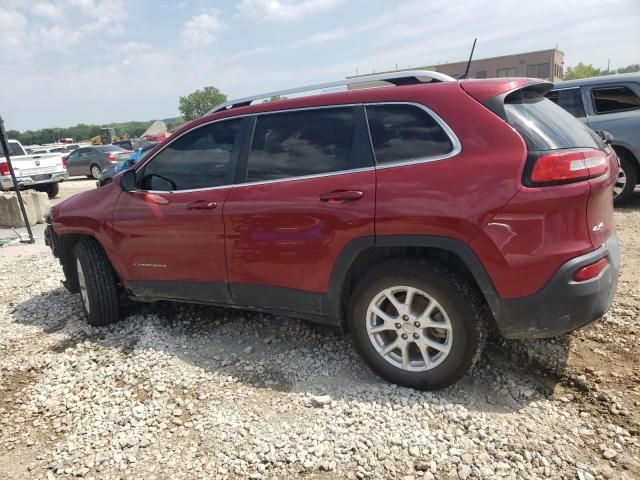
[[504, 89, 601, 151], [140, 119, 241, 191], [591, 85, 640, 114], [546, 88, 585, 117], [247, 108, 356, 182], [365, 104, 454, 165]]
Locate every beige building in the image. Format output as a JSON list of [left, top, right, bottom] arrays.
[[349, 48, 565, 84]]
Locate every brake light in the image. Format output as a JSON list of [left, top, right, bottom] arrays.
[[107, 153, 118, 162], [61, 155, 69, 168], [530, 149, 608, 185], [0, 162, 9, 176], [573, 257, 608, 282]]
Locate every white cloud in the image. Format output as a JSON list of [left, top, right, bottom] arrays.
[[32, 2, 63, 20], [37, 25, 83, 49], [236, 0, 344, 22], [181, 9, 226, 47], [0, 7, 29, 61]]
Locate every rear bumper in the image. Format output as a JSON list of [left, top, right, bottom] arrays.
[[0, 171, 68, 190], [492, 233, 619, 339]]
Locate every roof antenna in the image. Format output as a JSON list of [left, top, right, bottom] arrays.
[[457, 38, 477, 79]]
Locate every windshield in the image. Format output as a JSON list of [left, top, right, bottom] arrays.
[[1, 142, 26, 157]]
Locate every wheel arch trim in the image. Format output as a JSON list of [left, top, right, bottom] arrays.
[[324, 235, 500, 325]]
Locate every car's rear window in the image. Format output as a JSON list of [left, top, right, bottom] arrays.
[[504, 89, 602, 151], [1, 142, 26, 157]]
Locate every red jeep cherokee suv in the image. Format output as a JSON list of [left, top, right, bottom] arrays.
[[45, 71, 619, 390]]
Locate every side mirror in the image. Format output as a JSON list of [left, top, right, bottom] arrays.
[[120, 169, 137, 192]]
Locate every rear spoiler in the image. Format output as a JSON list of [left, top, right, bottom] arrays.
[[460, 79, 553, 120]]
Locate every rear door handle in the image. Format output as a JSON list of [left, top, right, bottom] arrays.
[[319, 190, 364, 204], [186, 200, 217, 210]]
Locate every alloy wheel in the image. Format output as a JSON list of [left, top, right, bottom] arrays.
[[613, 166, 627, 198], [366, 286, 452, 372]]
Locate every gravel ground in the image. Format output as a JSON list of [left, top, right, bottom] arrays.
[[1, 183, 639, 479]]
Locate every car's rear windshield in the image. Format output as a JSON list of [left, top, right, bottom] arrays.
[[504, 89, 602, 151], [95, 145, 124, 152]]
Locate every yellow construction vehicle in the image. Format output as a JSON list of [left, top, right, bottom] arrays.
[[90, 128, 129, 145]]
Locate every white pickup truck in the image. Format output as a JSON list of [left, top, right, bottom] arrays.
[[0, 139, 68, 198]]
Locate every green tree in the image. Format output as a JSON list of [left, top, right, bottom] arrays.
[[564, 63, 603, 80], [178, 86, 227, 121], [615, 64, 640, 74]]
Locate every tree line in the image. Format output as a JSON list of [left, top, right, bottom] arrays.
[[8, 119, 184, 146], [564, 63, 640, 80]]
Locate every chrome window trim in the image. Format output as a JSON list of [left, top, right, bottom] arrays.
[[133, 102, 461, 193], [549, 86, 581, 91], [363, 102, 462, 170]]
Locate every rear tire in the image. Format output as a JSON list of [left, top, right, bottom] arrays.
[[74, 238, 120, 327], [90, 164, 101, 179], [613, 154, 637, 206], [348, 259, 487, 390], [34, 182, 60, 199]]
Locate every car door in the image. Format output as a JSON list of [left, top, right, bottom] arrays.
[[223, 106, 375, 316], [66, 148, 86, 176], [110, 117, 247, 304]]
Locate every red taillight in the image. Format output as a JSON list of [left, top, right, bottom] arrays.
[[62, 155, 69, 168], [573, 257, 608, 282], [0, 162, 9, 176], [530, 149, 609, 185], [107, 153, 118, 162]]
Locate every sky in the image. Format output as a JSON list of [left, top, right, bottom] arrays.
[[1, 0, 639, 132]]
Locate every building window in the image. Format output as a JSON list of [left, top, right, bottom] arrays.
[[527, 63, 551, 79], [591, 85, 640, 114], [476, 70, 487, 79], [497, 67, 517, 77]]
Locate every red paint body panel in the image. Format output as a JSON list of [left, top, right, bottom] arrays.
[[471, 182, 594, 298], [50, 181, 125, 279], [224, 170, 375, 293], [109, 182, 230, 284], [586, 152, 618, 248], [374, 84, 527, 245]]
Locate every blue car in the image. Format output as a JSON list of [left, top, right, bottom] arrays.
[[97, 143, 157, 187]]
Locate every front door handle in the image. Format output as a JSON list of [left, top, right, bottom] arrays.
[[187, 200, 217, 210], [319, 190, 364, 204]]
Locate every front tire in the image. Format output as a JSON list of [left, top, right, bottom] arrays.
[[74, 238, 121, 327], [613, 154, 637, 205], [348, 259, 487, 390]]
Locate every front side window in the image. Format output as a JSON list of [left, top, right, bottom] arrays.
[[591, 85, 640, 114], [365, 104, 454, 165], [140, 119, 241, 191], [497, 67, 517, 77], [546, 88, 585, 117], [247, 108, 356, 183]]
